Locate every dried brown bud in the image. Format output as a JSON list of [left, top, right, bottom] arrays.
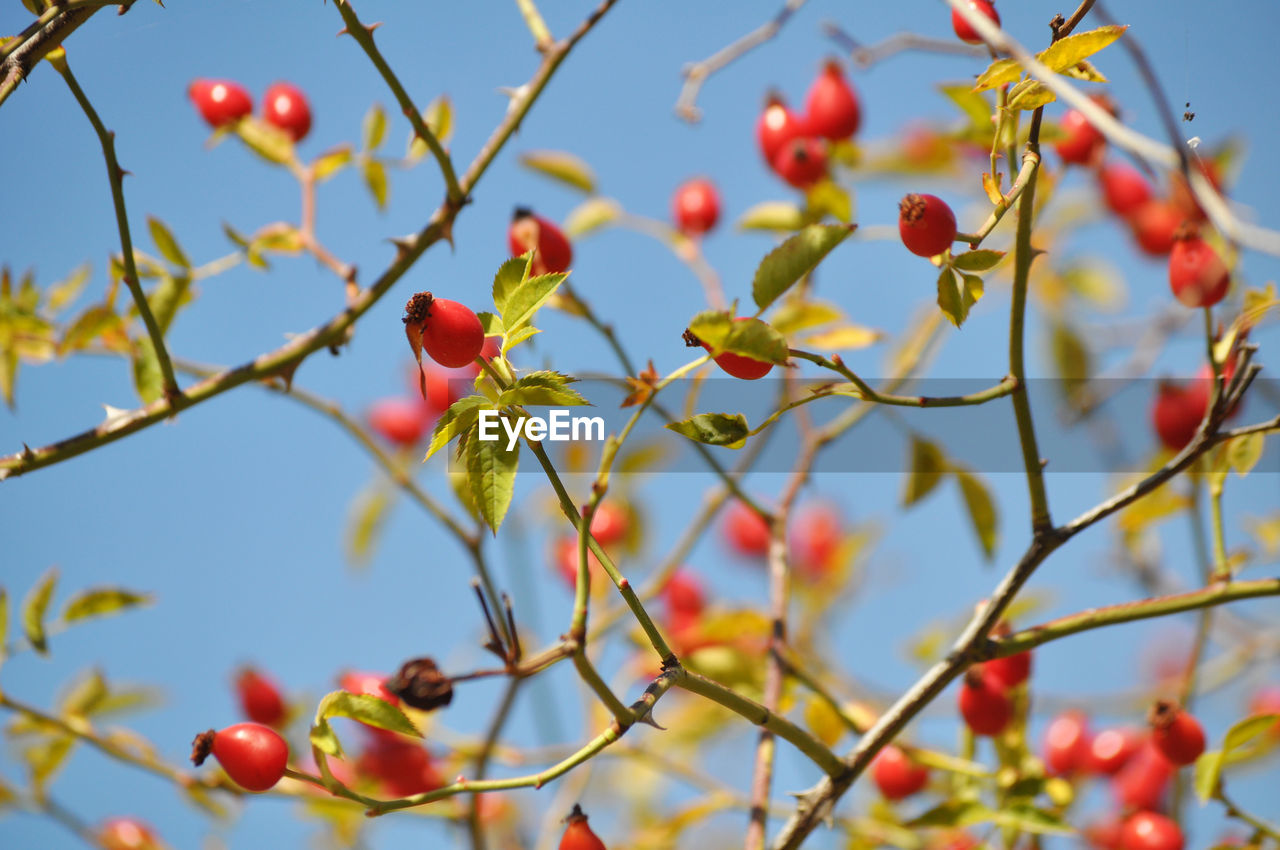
[[386, 657, 454, 712], [682, 328, 702, 347], [403, 291, 434, 326], [190, 729, 215, 766]]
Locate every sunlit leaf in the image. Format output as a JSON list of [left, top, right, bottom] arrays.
[[21, 567, 57, 655], [564, 197, 622, 238], [952, 250, 1005, 273], [1038, 25, 1127, 74], [313, 145, 354, 182], [751, 224, 855, 312], [665, 413, 749, 449], [519, 150, 596, 194], [315, 690, 420, 737], [467, 428, 519, 533], [363, 159, 389, 210], [61, 588, 152, 624], [737, 201, 808, 232], [362, 103, 387, 151], [147, 217, 190, 269], [803, 324, 883, 351], [424, 396, 489, 461], [499, 371, 589, 407], [46, 264, 90, 313], [974, 58, 1021, 92], [955, 468, 998, 560], [903, 438, 946, 507]]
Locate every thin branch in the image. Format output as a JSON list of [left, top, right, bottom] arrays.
[[822, 23, 986, 68], [790, 350, 1018, 408], [0, 1, 136, 110], [955, 149, 1042, 247], [675, 0, 807, 122], [514, 0, 553, 51]]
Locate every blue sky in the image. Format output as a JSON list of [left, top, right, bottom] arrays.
[[2, 1, 1278, 847]]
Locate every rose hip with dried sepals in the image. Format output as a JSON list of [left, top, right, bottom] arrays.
[[958, 668, 1013, 736], [803, 59, 861, 140], [508, 207, 573, 275], [191, 723, 288, 792], [899, 193, 957, 258], [1148, 700, 1206, 766]]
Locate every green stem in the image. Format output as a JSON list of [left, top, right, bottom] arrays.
[[514, 0, 554, 49], [1217, 786, 1280, 842], [572, 650, 631, 724], [958, 150, 1042, 248], [790, 350, 1017, 409], [57, 59, 180, 402]]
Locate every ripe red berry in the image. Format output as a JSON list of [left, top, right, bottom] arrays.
[[756, 94, 809, 165], [235, 667, 286, 727], [1055, 108, 1106, 166], [356, 737, 443, 797], [951, 0, 1001, 44], [724, 501, 772, 557], [1099, 162, 1154, 218], [509, 208, 573, 275], [958, 669, 1013, 736], [97, 817, 163, 850], [1087, 727, 1143, 775], [206, 722, 289, 791], [983, 648, 1032, 689], [898, 193, 957, 258], [1152, 379, 1208, 452], [417, 298, 485, 370], [1085, 817, 1125, 850], [1169, 228, 1230, 308], [1111, 740, 1173, 810], [1170, 158, 1223, 223], [341, 671, 400, 706], [771, 137, 828, 189], [1120, 812, 1184, 850], [368, 397, 432, 447], [662, 568, 706, 628], [1129, 200, 1185, 256], [1043, 710, 1091, 775], [871, 745, 930, 800], [1148, 700, 1206, 766], [803, 60, 861, 141], [672, 177, 721, 236], [554, 534, 606, 588], [559, 805, 607, 850], [589, 501, 631, 547], [187, 79, 252, 129], [262, 81, 312, 142], [790, 503, 842, 579], [695, 317, 776, 380]]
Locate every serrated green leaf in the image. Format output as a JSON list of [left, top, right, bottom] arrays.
[[476, 311, 504, 336], [362, 103, 387, 151], [46, 264, 90, 313], [131, 338, 163, 404], [955, 468, 998, 560], [313, 145, 354, 182], [499, 371, 589, 407], [467, 429, 519, 533], [688, 311, 789, 365], [974, 57, 1022, 92], [737, 200, 808, 232], [805, 180, 853, 224], [363, 159, 389, 210], [147, 216, 189, 269], [952, 250, 1005, 272], [61, 588, 152, 624], [903, 438, 946, 507], [564, 197, 622, 238], [769, 298, 842, 336], [1039, 25, 1127, 73], [936, 266, 968, 327], [492, 254, 532, 318], [1007, 79, 1056, 111], [59, 668, 108, 718], [59, 305, 125, 355], [518, 150, 596, 193], [25, 735, 74, 792], [751, 224, 855, 312], [408, 95, 454, 157], [503, 325, 540, 352], [315, 690, 420, 737], [425, 396, 490, 461], [665, 413, 749, 449], [21, 567, 57, 655], [501, 272, 567, 336], [234, 117, 295, 165], [804, 324, 883, 351]]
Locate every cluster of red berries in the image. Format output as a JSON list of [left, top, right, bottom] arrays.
[[721, 500, 845, 582], [550, 501, 631, 588], [756, 60, 861, 189], [957, 637, 1032, 737], [187, 78, 312, 142]]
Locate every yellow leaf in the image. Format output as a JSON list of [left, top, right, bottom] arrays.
[[1037, 25, 1127, 74], [974, 57, 1022, 92], [804, 324, 883, 351]]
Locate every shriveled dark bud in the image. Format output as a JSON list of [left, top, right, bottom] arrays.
[[403, 291, 434, 326], [190, 729, 215, 766], [386, 657, 454, 712], [682, 328, 701, 347]]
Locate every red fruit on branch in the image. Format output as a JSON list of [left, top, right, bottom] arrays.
[[404, 293, 485, 370], [898, 193, 957, 258], [1129, 200, 1184, 256], [97, 817, 163, 850], [1169, 227, 1230, 308], [235, 667, 287, 727], [958, 669, 1013, 736], [662, 569, 707, 628], [559, 804, 608, 850], [187, 79, 252, 129], [1085, 818, 1125, 850], [771, 136, 828, 188], [1151, 379, 1207, 452], [554, 534, 606, 588], [672, 177, 721, 236], [192, 723, 288, 792], [983, 647, 1032, 689], [1099, 162, 1153, 218], [951, 0, 1001, 44], [368, 397, 432, 447], [1120, 812, 1184, 850], [724, 501, 772, 557], [1111, 740, 1174, 809], [1170, 157, 1223, 223], [1055, 108, 1106, 166], [1043, 709, 1091, 776], [871, 745, 930, 800], [790, 503, 842, 579], [588, 501, 630, 547], [756, 93, 808, 165], [509, 208, 573, 274], [356, 737, 443, 797], [803, 60, 861, 141], [1148, 700, 1206, 766], [691, 317, 776, 380], [262, 82, 312, 142], [1087, 727, 1143, 775]]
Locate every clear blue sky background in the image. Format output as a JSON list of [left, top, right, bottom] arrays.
[[2, 1, 1278, 848]]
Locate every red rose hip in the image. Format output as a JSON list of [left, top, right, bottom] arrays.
[[951, 0, 1001, 44], [559, 804, 608, 850], [756, 93, 808, 165], [97, 817, 163, 850], [693, 317, 776, 380], [1130, 200, 1185, 256], [509, 208, 573, 275], [1099, 162, 1153, 218], [1043, 710, 1091, 775], [262, 81, 312, 142], [1055, 108, 1106, 166], [406, 296, 485, 370], [899, 193, 957, 258], [771, 137, 828, 189], [1120, 812, 1184, 850], [235, 667, 287, 727], [803, 59, 861, 140], [872, 745, 930, 800], [187, 79, 252, 129], [1148, 700, 1206, 766], [193, 722, 289, 792], [368, 397, 432, 447], [1169, 228, 1230, 308], [1087, 727, 1143, 775], [724, 501, 772, 557], [672, 177, 721, 236], [958, 669, 1012, 736]]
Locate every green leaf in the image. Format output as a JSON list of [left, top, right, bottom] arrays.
[[906, 800, 994, 829], [1194, 748, 1225, 802], [500, 272, 568, 337], [234, 117, 295, 165], [25, 735, 74, 792], [804, 180, 853, 224], [665, 413, 749, 449], [476, 312, 504, 337], [990, 804, 1075, 836], [1038, 25, 1127, 73], [59, 305, 124, 355], [955, 468, 998, 560], [503, 325, 540, 352], [952, 250, 1005, 273], [310, 718, 343, 758], [518, 150, 596, 193], [251, 225, 304, 255], [564, 197, 622, 238], [61, 588, 153, 624], [687, 311, 789, 365], [59, 668, 108, 718], [1006, 79, 1056, 112], [961, 273, 985, 311], [316, 689, 419, 737], [147, 216, 190, 269], [803, 324, 883, 351], [363, 159, 389, 210], [769, 298, 842, 336], [313, 145, 354, 182], [936, 266, 968, 327], [939, 84, 993, 131], [407, 95, 454, 158], [499, 371, 590, 407], [424, 396, 490, 461], [22, 567, 57, 655], [466, 428, 519, 533], [1227, 433, 1264, 477], [344, 484, 393, 568], [492, 255, 532, 318], [0, 349, 16, 409], [751, 224, 855, 312], [147, 273, 192, 335], [903, 438, 946, 507], [362, 103, 387, 151], [737, 201, 808, 232], [46, 264, 90, 313], [974, 58, 1022, 92], [131, 338, 163, 404]]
